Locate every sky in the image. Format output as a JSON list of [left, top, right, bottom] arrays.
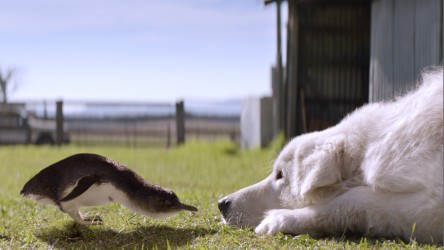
[[0, 0, 287, 103]]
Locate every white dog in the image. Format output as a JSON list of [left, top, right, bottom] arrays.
[[219, 67, 443, 244]]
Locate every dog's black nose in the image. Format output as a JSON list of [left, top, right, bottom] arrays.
[[218, 198, 232, 215]]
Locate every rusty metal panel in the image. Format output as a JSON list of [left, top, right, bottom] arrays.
[[284, 0, 442, 139], [393, 0, 416, 96], [369, 0, 394, 102], [415, 0, 443, 73], [295, 2, 371, 133]]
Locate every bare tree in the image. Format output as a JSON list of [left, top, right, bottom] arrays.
[[0, 67, 18, 104]]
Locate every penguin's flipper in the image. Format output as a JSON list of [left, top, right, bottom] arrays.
[[59, 175, 103, 202]]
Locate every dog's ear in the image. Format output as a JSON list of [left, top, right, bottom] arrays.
[[299, 135, 345, 200]]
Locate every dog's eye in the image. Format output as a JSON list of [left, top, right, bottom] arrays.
[[276, 170, 283, 180]]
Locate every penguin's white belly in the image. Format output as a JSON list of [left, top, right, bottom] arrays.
[[61, 182, 128, 207], [26, 194, 56, 205], [59, 182, 180, 219]]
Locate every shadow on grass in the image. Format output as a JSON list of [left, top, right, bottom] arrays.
[[36, 222, 216, 249]]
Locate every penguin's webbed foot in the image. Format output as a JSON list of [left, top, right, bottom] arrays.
[[66, 209, 103, 225], [82, 215, 103, 225], [61, 204, 103, 226]]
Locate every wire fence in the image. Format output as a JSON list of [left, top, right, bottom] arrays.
[[21, 100, 240, 147]]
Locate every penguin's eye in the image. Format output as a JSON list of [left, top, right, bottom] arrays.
[[164, 200, 172, 205]]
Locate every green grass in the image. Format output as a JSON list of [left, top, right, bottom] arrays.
[[0, 139, 441, 249]]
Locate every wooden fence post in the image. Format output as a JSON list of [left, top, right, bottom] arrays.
[[55, 100, 64, 146], [175, 101, 185, 145], [167, 121, 171, 148]]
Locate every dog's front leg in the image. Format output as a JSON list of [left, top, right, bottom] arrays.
[[255, 208, 325, 236], [254, 186, 442, 243], [255, 188, 370, 237], [254, 209, 293, 235]]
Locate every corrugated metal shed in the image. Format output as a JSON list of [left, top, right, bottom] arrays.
[[285, 0, 371, 137], [370, 0, 443, 101], [268, 0, 442, 139]]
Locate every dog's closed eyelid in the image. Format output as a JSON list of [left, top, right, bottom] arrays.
[[276, 170, 284, 180]]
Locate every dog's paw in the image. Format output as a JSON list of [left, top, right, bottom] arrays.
[[254, 209, 289, 235]]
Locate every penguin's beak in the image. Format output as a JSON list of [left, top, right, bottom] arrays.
[[178, 202, 198, 212]]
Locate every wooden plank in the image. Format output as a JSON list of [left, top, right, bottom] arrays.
[[276, 0, 284, 135], [286, 1, 299, 138], [55, 100, 64, 146], [175, 101, 185, 145]]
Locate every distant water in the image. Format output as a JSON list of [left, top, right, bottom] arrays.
[[26, 99, 242, 118]]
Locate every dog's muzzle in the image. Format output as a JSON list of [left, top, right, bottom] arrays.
[[218, 197, 232, 218]]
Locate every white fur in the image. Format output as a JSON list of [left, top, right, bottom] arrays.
[[221, 67, 443, 244]]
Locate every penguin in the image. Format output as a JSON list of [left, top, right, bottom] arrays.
[[20, 153, 198, 225]]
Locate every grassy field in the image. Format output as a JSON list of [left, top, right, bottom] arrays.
[[0, 139, 441, 249]]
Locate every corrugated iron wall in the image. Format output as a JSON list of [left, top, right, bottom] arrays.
[[370, 0, 443, 102], [285, 0, 371, 137]]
